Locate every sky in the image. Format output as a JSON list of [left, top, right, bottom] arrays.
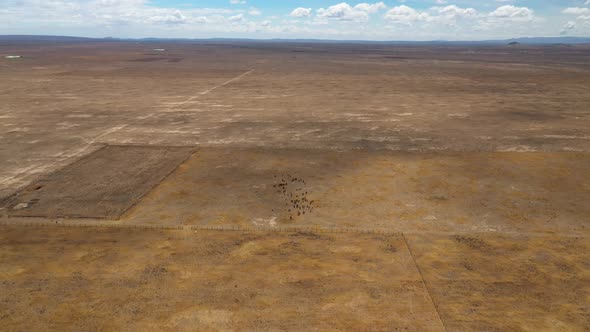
[[1, 0, 590, 40]]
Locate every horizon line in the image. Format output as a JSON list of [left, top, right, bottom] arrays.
[[1, 34, 590, 44]]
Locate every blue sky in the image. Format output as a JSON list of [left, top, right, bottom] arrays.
[[1, 1, 590, 40]]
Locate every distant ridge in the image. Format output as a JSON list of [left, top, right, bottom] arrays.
[[1, 35, 590, 45]]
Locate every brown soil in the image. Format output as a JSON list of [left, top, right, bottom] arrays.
[[1, 41, 589, 331]]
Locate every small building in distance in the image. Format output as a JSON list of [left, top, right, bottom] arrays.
[[153, 48, 166, 52], [4, 55, 22, 59]]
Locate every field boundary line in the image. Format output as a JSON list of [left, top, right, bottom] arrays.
[[0, 220, 402, 235], [402, 233, 448, 332], [0, 219, 586, 238], [180, 69, 254, 105]]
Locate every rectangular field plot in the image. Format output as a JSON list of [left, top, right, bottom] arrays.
[[0, 226, 445, 331], [405, 233, 590, 331], [122, 148, 590, 234], [1, 145, 194, 219]]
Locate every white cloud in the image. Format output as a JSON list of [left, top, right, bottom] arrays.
[[434, 5, 478, 20], [290, 7, 312, 18], [0, 0, 579, 41], [230, 0, 246, 4], [560, 21, 576, 35], [385, 5, 431, 24], [489, 5, 534, 22], [93, 0, 147, 7], [562, 7, 590, 21], [381, 4, 542, 36], [562, 7, 590, 15], [354, 2, 387, 14], [147, 10, 186, 25], [428, 5, 479, 27], [228, 13, 244, 22], [385, 5, 479, 26], [471, 5, 536, 32], [317, 3, 369, 22]]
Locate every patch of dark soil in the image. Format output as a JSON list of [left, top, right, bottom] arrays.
[[289, 231, 324, 240], [142, 265, 168, 279], [129, 57, 168, 62], [453, 235, 492, 252], [128, 57, 183, 63], [383, 242, 398, 253], [382, 56, 410, 60], [504, 111, 564, 121]]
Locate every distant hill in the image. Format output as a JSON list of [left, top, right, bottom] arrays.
[[1, 35, 590, 45], [501, 37, 590, 45]]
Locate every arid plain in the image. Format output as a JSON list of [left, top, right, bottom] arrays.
[[1, 41, 590, 331]]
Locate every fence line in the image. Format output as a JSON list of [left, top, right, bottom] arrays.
[[0, 220, 401, 235]]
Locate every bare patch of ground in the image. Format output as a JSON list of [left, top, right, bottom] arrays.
[[1, 146, 194, 219]]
